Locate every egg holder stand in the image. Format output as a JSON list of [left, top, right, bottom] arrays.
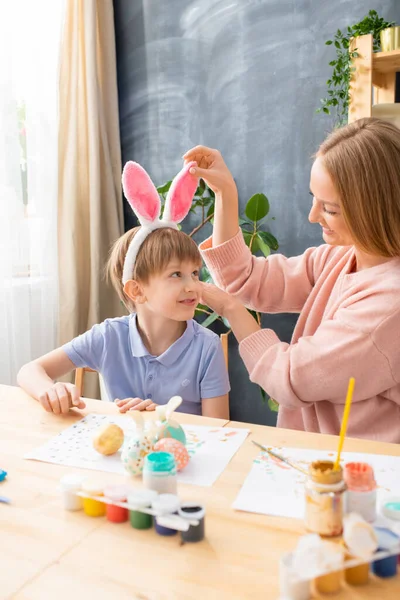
[[73, 490, 199, 532], [280, 531, 400, 599]]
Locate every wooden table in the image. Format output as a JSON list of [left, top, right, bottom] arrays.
[[1, 384, 400, 599]]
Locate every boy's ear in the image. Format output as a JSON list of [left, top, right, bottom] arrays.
[[124, 280, 146, 304]]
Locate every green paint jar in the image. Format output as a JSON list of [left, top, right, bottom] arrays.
[[127, 489, 158, 530], [143, 451, 177, 494]]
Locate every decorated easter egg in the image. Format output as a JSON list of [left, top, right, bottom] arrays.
[[153, 438, 190, 471], [93, 423, 124, 455], [121, 434, 154, 476]]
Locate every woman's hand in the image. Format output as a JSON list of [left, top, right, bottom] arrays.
[[199, 282, 239, 319], [183, 146, 236, 196]]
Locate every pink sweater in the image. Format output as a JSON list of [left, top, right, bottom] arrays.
[[201, 232, 400, 443]]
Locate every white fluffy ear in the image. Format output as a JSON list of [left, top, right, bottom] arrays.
[[122, 161, 161, 225], [162, 161, 198, 223]]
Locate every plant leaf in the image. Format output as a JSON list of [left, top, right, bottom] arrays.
[[245, 193, 270, 221], [201, 311, 220, 328], [268, 397, 279, 412], [258, 230, 279, 251], [256, 233, 271, 257], [156, 180, 172, 194]]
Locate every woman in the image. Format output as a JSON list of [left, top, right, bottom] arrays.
[[184, 118, 400, 442]]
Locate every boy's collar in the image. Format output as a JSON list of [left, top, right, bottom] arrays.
[[129, 314, 194, 366]]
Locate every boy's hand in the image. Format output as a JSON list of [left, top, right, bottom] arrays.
[[116, 397, 158, 412], [39, 382, 85, 414]]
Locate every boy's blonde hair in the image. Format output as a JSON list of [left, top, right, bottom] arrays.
[[317, 117, 400, 257], [107, 227, 202, 311]]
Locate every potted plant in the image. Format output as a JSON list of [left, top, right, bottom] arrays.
[[317, 9, 394, 125], [156, 177, 279, 411]]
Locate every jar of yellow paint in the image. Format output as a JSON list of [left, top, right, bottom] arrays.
[[314, 541, 344, 595], [81, 480, 106, 517]]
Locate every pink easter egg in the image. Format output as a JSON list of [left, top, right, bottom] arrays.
[[153, 438, 190, 471]]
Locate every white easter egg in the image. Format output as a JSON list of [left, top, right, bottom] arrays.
[[121, 434, 154, 476]]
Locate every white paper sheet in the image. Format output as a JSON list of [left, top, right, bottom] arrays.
[[233, 447, 400, 518], [25, 413, 249, 487]]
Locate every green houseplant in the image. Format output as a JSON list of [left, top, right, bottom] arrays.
[[317, 9, 394, 125], [156, 178, 279, 411]]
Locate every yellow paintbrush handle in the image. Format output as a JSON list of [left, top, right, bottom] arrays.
[[334, 377, 355, 471]]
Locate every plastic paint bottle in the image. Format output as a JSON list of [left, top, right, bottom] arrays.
[[81, 480, 106, 517], [178, 503, 205, 543], [152, 493, 180, 536], [372, 527, 399, 578], [128, 489, 158, 530], [104, 485, 129, 523], [143, 451, 177, 495], [60, 473, 86, 511], [305, 460, 346, 537], [344, 462, 376, 522]]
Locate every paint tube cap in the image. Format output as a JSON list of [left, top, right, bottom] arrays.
[[178, 503, 205, 521], [0, 469, 7, 482], [60, 473, 86, 491], [373, 526, 400, 550], [152, 493, 180, 515], [382, 498, 400, 521], [127, 489, 158, 508], [104, 484, 131, 502]]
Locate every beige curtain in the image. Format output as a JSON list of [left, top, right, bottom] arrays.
[[58, 0, 125, 395]]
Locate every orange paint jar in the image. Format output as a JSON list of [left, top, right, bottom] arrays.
[[104, 485, 129, 523]]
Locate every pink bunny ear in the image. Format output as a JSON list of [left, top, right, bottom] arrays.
[[121, 161, 161, 223], [162, 161, 198, 223]]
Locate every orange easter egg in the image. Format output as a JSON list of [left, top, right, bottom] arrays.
[[154, 438, 190, 471]]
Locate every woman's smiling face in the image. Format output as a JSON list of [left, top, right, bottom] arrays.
[[309, 157, 354, 247]]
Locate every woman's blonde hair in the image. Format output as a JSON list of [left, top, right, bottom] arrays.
[[107, 227, 202, 311], [317, 117, 400, 257]]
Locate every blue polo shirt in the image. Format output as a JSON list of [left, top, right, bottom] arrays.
[[63, 314, 230, 415]]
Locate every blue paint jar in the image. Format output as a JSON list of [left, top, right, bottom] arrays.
[[372, 527, 400, 578], [152, 493, 180, 536]]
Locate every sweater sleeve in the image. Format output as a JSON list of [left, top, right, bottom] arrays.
[[239, 309, 400, 407], [200, 231, 333, 314]]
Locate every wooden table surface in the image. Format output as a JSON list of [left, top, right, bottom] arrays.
[[1, 384, 400, 600]]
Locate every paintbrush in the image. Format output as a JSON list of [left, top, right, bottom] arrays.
[[252, 440, 308, 476]]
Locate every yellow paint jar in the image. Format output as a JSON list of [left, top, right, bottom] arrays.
[[314, 541, 344, 595], [81, 480, 106, 517]]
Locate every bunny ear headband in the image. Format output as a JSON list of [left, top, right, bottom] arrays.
[[121, 160, 198, 284]]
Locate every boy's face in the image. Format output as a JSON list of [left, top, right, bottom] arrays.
[[138, 260, 201, 321]]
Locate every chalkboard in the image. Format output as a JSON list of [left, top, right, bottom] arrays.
[[113, 0, 400, 425]]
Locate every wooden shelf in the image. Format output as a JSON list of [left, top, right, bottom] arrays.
[[373, 48, 400, 74], [348, 34, 399, 123]]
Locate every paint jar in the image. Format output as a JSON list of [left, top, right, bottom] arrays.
[[81, 480, 106, 517], [343, 462, 376, 522], [60, 473, 86, 511], [382, 497, 400, 521], [342, 513, 376, 585], [143, 451, 177, 495], [343, 545, 370, 586], [128, 489, 158, 530], [372, 527, 400, 578], [152, 493, 180, 536], [314, 542, 344, 594], [305, 460, 346, 537], [104, 485, 129, 523], [279, 551, 311, 600], [178, 503, 205, 543]]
